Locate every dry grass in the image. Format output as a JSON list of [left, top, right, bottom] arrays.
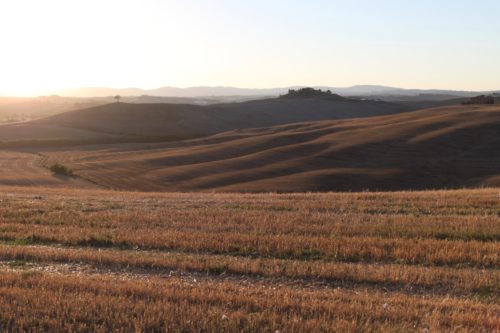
[[36, 104, 500, 192], [0, 271, 498, 333], [0, 186, 498, 332], [0, 151, 96, 188], [1, 105, 498, 193]]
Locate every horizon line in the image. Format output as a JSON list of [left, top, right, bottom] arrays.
[[2, 84, 500, 98]]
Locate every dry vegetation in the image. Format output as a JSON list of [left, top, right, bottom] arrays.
[[0, 186, 498, 332], [0, 104, 498, 193], [0, 96, 410, 144], [37, 104, 500, 192], [0, 151, 95, 188]]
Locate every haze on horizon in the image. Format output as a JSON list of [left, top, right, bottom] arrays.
[[1, 0, 499, 96]]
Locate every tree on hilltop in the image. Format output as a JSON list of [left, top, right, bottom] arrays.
[[282, 88, 340, 99]]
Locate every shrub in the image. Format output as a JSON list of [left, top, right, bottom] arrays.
[[49, 163, 73, 176]]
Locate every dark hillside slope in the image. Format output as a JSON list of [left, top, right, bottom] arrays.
[[42, 105, 500, 192], [38, 97, 413, 137]]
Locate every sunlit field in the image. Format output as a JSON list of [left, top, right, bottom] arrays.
[[0, 186, 497, 332]]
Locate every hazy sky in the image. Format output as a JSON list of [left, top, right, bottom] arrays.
[[1, 0, 499, 95]]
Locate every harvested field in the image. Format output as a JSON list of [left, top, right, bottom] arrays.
[[0, 151, 96, 188], [0, 186, 498, 332]]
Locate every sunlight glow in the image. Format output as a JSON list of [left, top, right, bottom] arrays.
[[0, 0, 499, 96]]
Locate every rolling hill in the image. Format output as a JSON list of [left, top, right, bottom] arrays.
[[39, 104, 500, 192], [0, 90, 469, 145], [38, 95, 411, 138], [0, 93, 416, 144]]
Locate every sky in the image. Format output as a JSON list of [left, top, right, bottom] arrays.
[[0, 0, 499, 96]]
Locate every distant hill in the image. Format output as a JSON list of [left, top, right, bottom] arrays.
[[55, 86, 284, 98], [34, 95, 414, 138], [0, 92, 468, 145], [53, 85, 500, 98], [41, 104, 500, 192], [0, 96, 106, 124]]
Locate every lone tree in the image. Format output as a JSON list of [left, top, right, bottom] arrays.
[[114, 95, 121, 103]]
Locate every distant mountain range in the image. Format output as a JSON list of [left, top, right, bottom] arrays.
[[53, 85, 500, 98]]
